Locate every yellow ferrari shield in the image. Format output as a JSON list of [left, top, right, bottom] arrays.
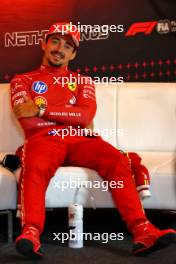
[[68, 82, 77, 92]]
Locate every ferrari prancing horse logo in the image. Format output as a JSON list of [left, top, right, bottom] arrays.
[[68, 82, 77, 91]]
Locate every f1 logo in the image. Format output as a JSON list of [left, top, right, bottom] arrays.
[[125, 21, 157, 37]]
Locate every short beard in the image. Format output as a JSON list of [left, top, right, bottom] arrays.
[[48, 60, 63, 67]]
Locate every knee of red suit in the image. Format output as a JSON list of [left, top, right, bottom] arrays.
[[127, 152, 150, 185], [15, 145, 23, 160], [125, 152, 151, 200], [127, 152, 141, 166]]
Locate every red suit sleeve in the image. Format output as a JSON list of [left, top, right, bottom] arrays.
[[10, 75, 44, 131], [43, 80, 97, 128]]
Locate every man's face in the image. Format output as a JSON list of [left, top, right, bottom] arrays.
[[42, 33, 77, 67]]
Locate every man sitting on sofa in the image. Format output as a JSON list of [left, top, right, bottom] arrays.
[[10, 21, 176, 259]]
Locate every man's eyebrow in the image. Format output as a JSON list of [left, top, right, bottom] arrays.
[[50, 36, 74, 47], [51, 36, 60, 40], [65, 40, 74, 47]]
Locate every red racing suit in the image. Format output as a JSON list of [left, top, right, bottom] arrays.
[[11, 65, 147, 234], [11, 65, 97, 138]]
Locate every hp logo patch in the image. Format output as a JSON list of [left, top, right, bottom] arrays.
[[32, 81, 48, 94]]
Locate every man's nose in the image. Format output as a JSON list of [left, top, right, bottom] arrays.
[[56, 41, 64, 52]]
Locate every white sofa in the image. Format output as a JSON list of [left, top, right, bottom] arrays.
[[0, 82, 176, 214]]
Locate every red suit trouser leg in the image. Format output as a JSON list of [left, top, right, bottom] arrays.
[[66, 135, 147, 232], [18, 135, 67, 233], [18, 133, 147, 234]]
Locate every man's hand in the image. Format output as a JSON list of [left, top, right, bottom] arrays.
[[13, 95, 39, 119]]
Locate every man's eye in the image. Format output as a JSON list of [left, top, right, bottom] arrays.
[[65, 44, 72, 49], [52, 39, 59, 44]]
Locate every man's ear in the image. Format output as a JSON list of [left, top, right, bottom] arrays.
[[70, 50, 77, 61], [41, 39, 46, 51]]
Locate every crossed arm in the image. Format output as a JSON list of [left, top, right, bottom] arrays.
[[13, 95, 39, 119], [11, 75, 96, 129], [13, 95, 94, 129]]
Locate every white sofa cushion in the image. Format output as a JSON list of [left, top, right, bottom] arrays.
[[45, 167, 114, 208], [94, 84, 117, 147], [14, 166, 115, 208], [117, 83, 176, 151], [0, 84, 24, 153], [0, 166, 17, 210], [45, 152, 176, 210], [140, 152, 176, 209]]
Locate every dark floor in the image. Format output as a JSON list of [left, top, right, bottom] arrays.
[[0, 209, 176, 264]]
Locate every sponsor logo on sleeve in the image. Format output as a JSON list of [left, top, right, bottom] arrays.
[[12, 91, 27, 101], [14, 98, 24, 105], [11, 82, 23, 94]]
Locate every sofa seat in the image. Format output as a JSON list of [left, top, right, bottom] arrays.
[[45, 151, 176, 210], [45, 167, 114, 208], [0, 83, 176, 211], [14, 166, 115, 208], [11, 151, 176, 210], [0, 166, 17, 210], [139, 152, 176, 209]]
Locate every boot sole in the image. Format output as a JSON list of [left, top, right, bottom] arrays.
[[133, 233, 176, 256], [15, 238, 43, 259]]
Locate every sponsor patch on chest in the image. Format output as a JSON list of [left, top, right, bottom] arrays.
[[34, 96, 47, 107], [32, 81, 48, 94]]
